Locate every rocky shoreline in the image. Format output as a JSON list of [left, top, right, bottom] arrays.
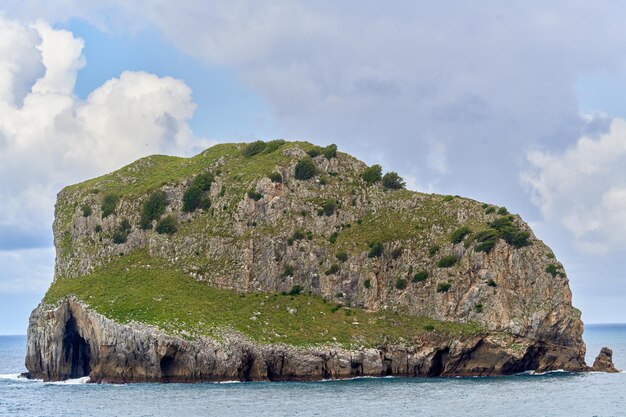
[[24, 298, 610, 383]]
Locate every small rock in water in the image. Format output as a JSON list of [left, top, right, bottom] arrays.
[[591, 347, 620, 373]]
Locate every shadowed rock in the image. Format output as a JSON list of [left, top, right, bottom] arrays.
[[592, 347, 619, 373]]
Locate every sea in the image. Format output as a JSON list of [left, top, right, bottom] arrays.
[[0, 325, 624, 417]]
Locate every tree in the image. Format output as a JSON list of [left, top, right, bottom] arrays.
[[361, 165, 382, 185], [382, 172, 406, 190], [294, 156, 317, 180]]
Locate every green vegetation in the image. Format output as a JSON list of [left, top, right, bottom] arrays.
[[474, 229, 499, 253], [475, 303, 483, 313], [546, 264, 559, 277], [263, 139, 286, 154], [282, 264, 294, 277], [323, 144, 337, 159], [497, 207, 509, 215], [321, 198, 337, 216], [247, 190, 263, 201], [294, 156, 317, 180], [140, 190, 168, 229], [395, 278, 408, 290], [242, 140, 267, 157], [382, 172, 406, 190], [437, 255, 457, 268], [336, 251, 348, 262], [44, 251, 483, 346], [363, 279, 372, 289], [367, 241, 383, 258], [487, 279, 497, 287], [361, 164, 382, 185], [155, 215, 178, 235], [450, 226, 471, 244], [429, 245, 440, 256], [485, 206, 496, 214], [488, 216, 530, 248], [437, 282, 452, 293], [412, 271, 429, 283], [112, 219, 131, 244], [443, 195, 455, 202], [391, 247, 403, 259], [101, 193, 120, 218], [268, 172, 283, 183], [182, 172, 214, 213], [81, 204, 92, 217], [325, 264, 340, 275], [288, 285, 303, 296]]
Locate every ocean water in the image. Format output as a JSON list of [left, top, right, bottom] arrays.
[[1, 325, 625, 417]]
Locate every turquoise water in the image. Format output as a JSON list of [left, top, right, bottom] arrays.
[[1, 325, 625, 416]]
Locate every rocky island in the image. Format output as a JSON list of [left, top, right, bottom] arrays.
[[24, 140, 615, 382]]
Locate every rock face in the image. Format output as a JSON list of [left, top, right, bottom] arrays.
[[592, 347, 620, 373], [24, 141, 605, 382]]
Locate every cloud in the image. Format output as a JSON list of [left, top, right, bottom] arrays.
[[0, 16, 209, 251], [0, 247, 54, 293], [524, 117, 626, 252]]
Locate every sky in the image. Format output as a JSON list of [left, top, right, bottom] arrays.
[[1, 1, 626, 334]]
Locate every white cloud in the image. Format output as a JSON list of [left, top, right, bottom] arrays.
[[524, 117, 626, 252], [0, 247, 54, 293], [0, 16, 209, 252]]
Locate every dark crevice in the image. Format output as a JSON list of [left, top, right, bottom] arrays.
[[160, 355, 176, 381], [428, 348, 449, 377], [238, 351, 255, 381], [62, 313, 91, 379]]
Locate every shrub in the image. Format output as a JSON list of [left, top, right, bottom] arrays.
[[546, 264, 559, 277], [155, 215, 178, 235], [193, 172, 215, 191], [323, 144, 337, 159], [437, 282, 452, 293], [307, 147, 322, 157], [497, 207, 509, 215], [336, 251, 348, 262], [140, 190, 168, 229], [263, 139, 285, 154], [361, 164, 382, 184], [321, 198, 337, 216], [95, 224, 102, 233], [482, 203, 489, 209], [423, 324, 435, 331], [182, 186, 203, 213], [329, 232, 339, 244], [382, 172, 406, 190], [292, 229, 306, 241], [391, 247, 403, 259], [474, 229, 499, 253], [437, 255, 457, 268], [81, 204, 92, 217], [395, 278, 408, 290], [368, 241, 383, 258], [331, 304, 342, 313], [488, 216, 530, 248], [269, 172, 283, 183], [325, 264, 340, 275], [242, 140, 266, 157], [485, 206, 496, 214], [182, 173, 214, 213], [487, 279, 497, 287], [306, 231, 313, 240], [450, 226, 471, 244], [412, 271, 429, 283], [429, 245, 440, 256], [247, 190, 263, 201], [101, 193, 120, 218], [475, 303, 484, 313], [289, 285, 303, 296], [294, 156, 317, 180], [282, 264, 295, 277], [443, 195, 454, 202], [112, 218, 131, 244], [364, 279, 372, 289]]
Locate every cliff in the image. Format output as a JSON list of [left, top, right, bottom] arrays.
[[25, 140, 593, 382]]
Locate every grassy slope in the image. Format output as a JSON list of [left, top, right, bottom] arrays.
[[45, 250, 483, 347]]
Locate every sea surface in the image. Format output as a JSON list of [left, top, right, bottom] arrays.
[[0, 325, 625, 417]]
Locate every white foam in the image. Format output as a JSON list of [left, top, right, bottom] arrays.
[[0, 373, 22, 380], [46, 376, 90, 385]]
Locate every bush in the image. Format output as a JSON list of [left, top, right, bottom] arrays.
[[182, 172, 214, 213], [269, 172, 283, 183], [323, 144, 337, 159], [382, 172, 406, 190], [282, 264, 295, 277], [95, 224, 102, 233], [112, 218, 131, 244], [336, 251, 348, 262], [437, 282, 452, 293], [155, 215, 178, 235], [294, 156, 317, 180], [140, 190, 168, 229], [263, 139, 285, 154], [325, 264, 340, 275], [395, 278, 408, 290], [546, 264, 559, 277], [429, 244, 440, 256], [329, 232, 339, 244], [101, 193, 120, 218], [292, 229, 306, 241], [488, 216, 530, 248], [361, 164, 382, 184], [487, 279, 497, 287], [247, 190, 263, 201], [482, 203, 489, 209], [443, 195, 454, 202], [450, 226, 471, 244], [368, 241, 383, 258], [437, 255, 457, 268], [307, 147, 322, 157], [391, 247, 403, 259], [81, 204, 92, 217], [423, 324, 436, 331], [474, 229, 499, 253], [242, 140, 266, 157], [475, 303, 483, 313], [322, 198, 337, 216], [412, 271, 429, 283], [289, 284, 303, 296], [193, 172, 215, 191], [485, 206, 496, 214], [497, 207, 509, 215], [364, 279, 372, 289]]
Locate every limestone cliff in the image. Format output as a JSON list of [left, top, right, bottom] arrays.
[[25, 140, 592, 382]]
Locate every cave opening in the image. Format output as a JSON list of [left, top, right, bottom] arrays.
[[160, 355, 176, 380], [428, 348, 449, 377], [62, 314, 92, 379]]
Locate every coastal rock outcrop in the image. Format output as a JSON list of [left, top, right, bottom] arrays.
[[591, 347, 619, 373], [24, 140, 605, 382]]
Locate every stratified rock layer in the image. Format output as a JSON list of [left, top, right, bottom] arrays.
[[591, 347, 619, 373]]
